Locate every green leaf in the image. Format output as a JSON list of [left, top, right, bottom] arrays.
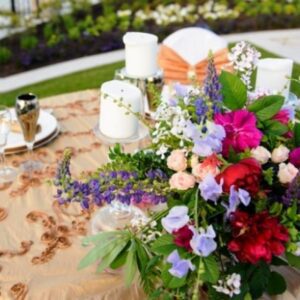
[[151, 234, 176, 255], [219, 71, 247, 110], [286, 251, 300, 269], [161, 264, 187, 289], [248, 263, 271, 299], [136, 240, 149, 272], [78, 238, 120, 270], [82, 231, 121, 246], [248, 95, 284, 121], [267, 271, 287, 295], [109, 244, 129, 269], [294, 123, 300, 147], [124, 241, 138, 286], [200, 255, 220, 284], [96, 239, 128, 273], [264, 120, 288, 136]]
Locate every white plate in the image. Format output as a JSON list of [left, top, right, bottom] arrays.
[[5, 109, 58, 152]]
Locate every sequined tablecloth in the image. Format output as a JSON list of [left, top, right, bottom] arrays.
[[0, 90, 299, 300]]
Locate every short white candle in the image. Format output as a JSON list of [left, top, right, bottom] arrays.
[[123, 32, 158, 78], [255, 58, 293, 98], [99, 80, 142, 139]]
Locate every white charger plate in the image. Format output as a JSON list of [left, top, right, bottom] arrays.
[[4, 109, 58, 153]]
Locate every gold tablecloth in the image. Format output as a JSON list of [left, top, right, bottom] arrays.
[[0, 90, 299, 300]]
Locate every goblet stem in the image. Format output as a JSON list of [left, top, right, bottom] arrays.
[[0, 148, 5, 169]]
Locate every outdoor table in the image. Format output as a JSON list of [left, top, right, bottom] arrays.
[[0, 90, 299, 300]]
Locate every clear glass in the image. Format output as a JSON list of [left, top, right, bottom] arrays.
[[15, 93, 43, 173], [0, 105, 17, 185]]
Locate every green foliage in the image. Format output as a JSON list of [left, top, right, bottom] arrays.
[[219, 71, 247, 110], [20, 35, 39, 50], [151, 234, 176, 255], [267, 271, 287, 295], [0, 46, 12, 64], [294, 123, 300, 147], [200, 256, 220, 284], [161, 264, 187, 289], [286, 251, 300, 269], [262, 167, 274, 185], [248, 95, 284, 121]]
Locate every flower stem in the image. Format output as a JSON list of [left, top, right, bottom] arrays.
[[192, 258, 205, 300], [194, 189, 199, 229]]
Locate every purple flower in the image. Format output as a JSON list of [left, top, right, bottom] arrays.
[[174, 83, 188, 97], [195, 98, 208, 123], [184, 120, 201, 140], [199, 174, 223, 203], [161, 206, 189, 234], [190, 225, 217, 257], [168, 98, 178, 107], [223, 186, 251, 218], [167, 250, 195, 278]]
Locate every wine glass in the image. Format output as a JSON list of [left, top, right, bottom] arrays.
[[0, 106, 17, 185], [15, 93, 43, 173]]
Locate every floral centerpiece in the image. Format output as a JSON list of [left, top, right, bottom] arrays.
[[54, 42, 300, 300]]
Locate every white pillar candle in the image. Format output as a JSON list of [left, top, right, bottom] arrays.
[[123, 32, 158, 78], [255, 58, 293, 98], [99, 80, 142, 139]]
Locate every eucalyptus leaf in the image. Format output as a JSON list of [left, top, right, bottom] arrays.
[[78, 238, 121, 270], [124, 240, 138, 286], [219, 71, 247, 110], [96, 239, 128, 273]]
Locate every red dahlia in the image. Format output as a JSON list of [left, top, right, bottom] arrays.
[[228, 211, 289, 264]]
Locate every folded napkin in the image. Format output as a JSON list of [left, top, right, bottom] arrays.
[[158, 27, 231, 84]]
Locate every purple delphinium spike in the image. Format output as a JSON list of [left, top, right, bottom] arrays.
[[203, 54, 223, 114], [282, 170, 300, 206]]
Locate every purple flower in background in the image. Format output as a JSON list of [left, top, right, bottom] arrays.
[[199, 174, 223, 203], [174, 83, 188, 97], [168, 98, 178, 107], [203, 55, 223, 114], [282, 171, 300, 206], [184, 120, 201, 141], [162, 206, 189, 233], [190, 225, 217, 257], [167, 250, 195, 278]]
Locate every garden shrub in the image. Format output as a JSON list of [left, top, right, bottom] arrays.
[[0, 47, 12, 64]]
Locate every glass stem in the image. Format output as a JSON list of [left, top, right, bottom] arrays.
[[27, 142, 34, 160]]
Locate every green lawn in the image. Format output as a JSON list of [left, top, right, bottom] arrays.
[[0, 45, 299, 107]]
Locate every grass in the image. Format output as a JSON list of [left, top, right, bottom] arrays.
[[0, 45, 299, 107]]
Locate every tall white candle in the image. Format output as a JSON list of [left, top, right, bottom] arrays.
[[123, 32, 158, 78], [255, 58, 293, 98], [99, 80, 142, 139]]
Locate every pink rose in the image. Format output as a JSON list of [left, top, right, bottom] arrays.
[[167, 150, 187, 172], [272, 109, 290, 125], [289, 147, 300, 167], [192, 154, 220, 182], [169, 172, 196, 190]]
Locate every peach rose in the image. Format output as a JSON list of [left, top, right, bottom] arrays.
[[192, 154, 220, 182], [277, 163, 298, 184], [167, 150, 187, 172], [271, 145, 290, 163], [169, 172, 196, 190]]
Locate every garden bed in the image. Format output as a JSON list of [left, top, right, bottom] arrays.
[[1, 0, 300, 77]]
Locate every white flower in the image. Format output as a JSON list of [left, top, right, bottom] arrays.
[[277, 163, 299, 184], [156, 144, 168, 159], [213, 273, 241, 298], [251, 146, 271, 164], [272, 145, 290, 163], [117, 9, 131, 18]]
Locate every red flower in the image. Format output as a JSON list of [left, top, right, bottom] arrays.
[[216, 158, 261, 195], [228, 211, 289, 264], [289, 147, 300, 168], [173, 225, 193, 251], [272, 109, 293, 138]]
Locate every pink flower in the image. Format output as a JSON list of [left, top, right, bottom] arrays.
[[272, 109, 290, 125], [192, 154, 220, 182], [167, 150, 187, 172], [169, 172, 196, 190], [289, 147, 300, 168], [272, 109, 293, 138], [214, 109, 263, 157]]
